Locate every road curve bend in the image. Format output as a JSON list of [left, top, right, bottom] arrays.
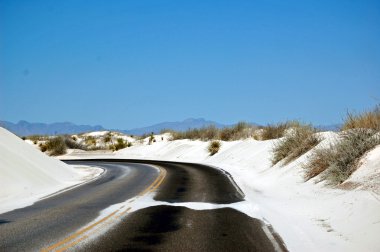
[[0, 159, 287, 252]]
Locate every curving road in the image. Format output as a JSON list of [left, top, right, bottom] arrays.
[[0, 159, 287, 252]]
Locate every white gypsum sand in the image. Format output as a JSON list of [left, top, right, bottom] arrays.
[[0, 127, 102, 214], [73, 132, 380, 252]]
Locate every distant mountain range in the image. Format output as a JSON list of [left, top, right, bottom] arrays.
[[0, 119, 341, 136], [0, 118, 229, 136], [121, 118, 229, 136], [0, 120, 105, 136]]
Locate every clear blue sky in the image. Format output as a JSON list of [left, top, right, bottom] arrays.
[[1, 0, 379, 129]]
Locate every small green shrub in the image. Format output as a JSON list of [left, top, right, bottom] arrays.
[[208, 140, 221, 156], [45, 137, 67, 156], [272, 124, 320, 165]]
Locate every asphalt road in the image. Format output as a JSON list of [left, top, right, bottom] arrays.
[[0, 159, 287, 252]]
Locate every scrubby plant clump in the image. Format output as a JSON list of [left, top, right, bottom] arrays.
[[261, 121, 301, 140], [45, 136, 67, 156], [342, 105, 380, 131], [272, 124, 320, 165], [85, 136, 97, 146], [109, 138, 129, 151], [304, 147, 336, 181], [169, 122, 254, 141], [64, 137, 87, 150], [314, 129, 380, 185], [208, 140, 221, 156], [304, 105, 380, 184]]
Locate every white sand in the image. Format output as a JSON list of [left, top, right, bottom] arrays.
[[101, 133, 380, 252], [0, 127, 102, 214]]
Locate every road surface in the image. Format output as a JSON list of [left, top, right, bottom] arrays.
[[0, 159, 287, 251]]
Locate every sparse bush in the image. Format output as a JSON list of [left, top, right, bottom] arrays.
[[261, 123, 289, 140], [71, 136, 77, 141], [85, 136, 97, 146], [220, 121, 250, 141], [342, 105, 380, 131], [64, 137, 87, 150], [109, 138, 128, 151], [45, 137, 67, 156], [103, 133, 112, 144], [21, 136, 26, 140], [304, 148, 336, 181], [321, 129, 380, 185], [27, 135, 46, 142], [148, 133, 155, 145], [272, 124, 320, 165], [171, 123, 254, 141], [39, 143, 47, 152], [303, 105, 380, 184], [208, 140, 221, 156]]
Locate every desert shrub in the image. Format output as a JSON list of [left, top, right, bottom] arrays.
[[320, 129, 380, 185], [45, 137, 67, 156], [71, 135, 77, 141], [303, 148, 336, 181], [148, 133, 155, 145], [27, 135, 46, 142], [103, 134, 112, 144], [220, 121, 251, 140], [39, 143, 47, 152], [171, 125, 218, 141], [85, 136, 97, 146], [272, 124, 320, 165], [110, 138, 128, 151], [342, 105, 380, 131], [208, 140, 221, 156], [171, 123, 254, 141], [21, 136, 26, 140], [261, 122, 295, 140], [64, 137, 87, 150]]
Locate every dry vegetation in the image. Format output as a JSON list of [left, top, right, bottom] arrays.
[[255, 121, 303, 140], [208, 140, 221, 156], [271, 124, 321, 165], [342, 105, 380, 131], [304, 105, 380, 184], [169, 122, 254, 141], [41, 136, 67, 156], [305, 129, 380, 184]]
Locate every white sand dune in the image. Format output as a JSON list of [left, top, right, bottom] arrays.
[[105, 133, 380, 252], [0, 127, 101, 214]]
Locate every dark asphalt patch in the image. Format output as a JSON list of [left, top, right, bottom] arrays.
[[152, 162, 245, 204], [81, 205, 287, 252]]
